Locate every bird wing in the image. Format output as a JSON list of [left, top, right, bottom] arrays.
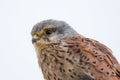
[[65, 34, 120, 80]]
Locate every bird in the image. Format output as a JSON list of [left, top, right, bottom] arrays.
[[31, 19, 120, 80]]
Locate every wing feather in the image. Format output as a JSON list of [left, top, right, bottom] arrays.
[[66, 34, 120, 80]]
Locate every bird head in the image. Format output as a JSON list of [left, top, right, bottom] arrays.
[[31, 19, 77, 44]]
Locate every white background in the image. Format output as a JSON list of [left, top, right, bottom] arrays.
[[0, 0, 120, 80]]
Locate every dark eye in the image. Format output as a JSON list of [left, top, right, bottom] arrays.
[[45, 28, 56, 35], [46, 29, 53, 35]]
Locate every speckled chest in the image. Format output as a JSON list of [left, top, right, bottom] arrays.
[[37, 42, 93, 80]]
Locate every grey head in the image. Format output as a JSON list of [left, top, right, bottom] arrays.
[[31, 19, 78, 43]]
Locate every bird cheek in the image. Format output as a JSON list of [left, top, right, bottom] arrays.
[[42, 36, 51, 42]]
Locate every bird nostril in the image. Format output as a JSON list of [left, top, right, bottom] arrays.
[[32, 38, 39, 44]]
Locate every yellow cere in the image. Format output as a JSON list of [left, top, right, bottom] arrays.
[[33, 33, 40, 38]]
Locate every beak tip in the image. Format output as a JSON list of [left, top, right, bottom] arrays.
[[32, 38, 39, 44]]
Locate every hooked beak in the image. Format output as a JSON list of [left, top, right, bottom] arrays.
[[32, 37, 51, 44], [32, 33, 42, 44], [32, 34, 51, 44], [32, 38, 40, 44]]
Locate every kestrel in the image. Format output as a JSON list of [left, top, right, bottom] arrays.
[[31, 19, 120, 80]]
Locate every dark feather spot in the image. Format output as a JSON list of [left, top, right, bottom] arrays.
[[57, 55, 64, 58], [104, 72, 111, 76], [86, 58, 90, 62], [111, 71, 116, 76], [59, 62, 63, 65], [76, 49, 81, 53], [66, 58, 74, 64], [59, 67, 62, 72], [54, 77, 56, 80], [98, 68, 104, 72], [58, 78, 62, 80], [78, 75, 81, 77], [54, 73, 56, 76], [70, 75, 74, 78], [68, 69, 72, 72], [59, 50, 66, 52], [73, 72, 77, 76], [92, 61, 97, 66]]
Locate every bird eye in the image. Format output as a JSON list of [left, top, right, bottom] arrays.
[[45, 29, 53, 35]]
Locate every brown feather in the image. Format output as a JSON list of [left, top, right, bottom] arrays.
[[66, 34, 120, 80]]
